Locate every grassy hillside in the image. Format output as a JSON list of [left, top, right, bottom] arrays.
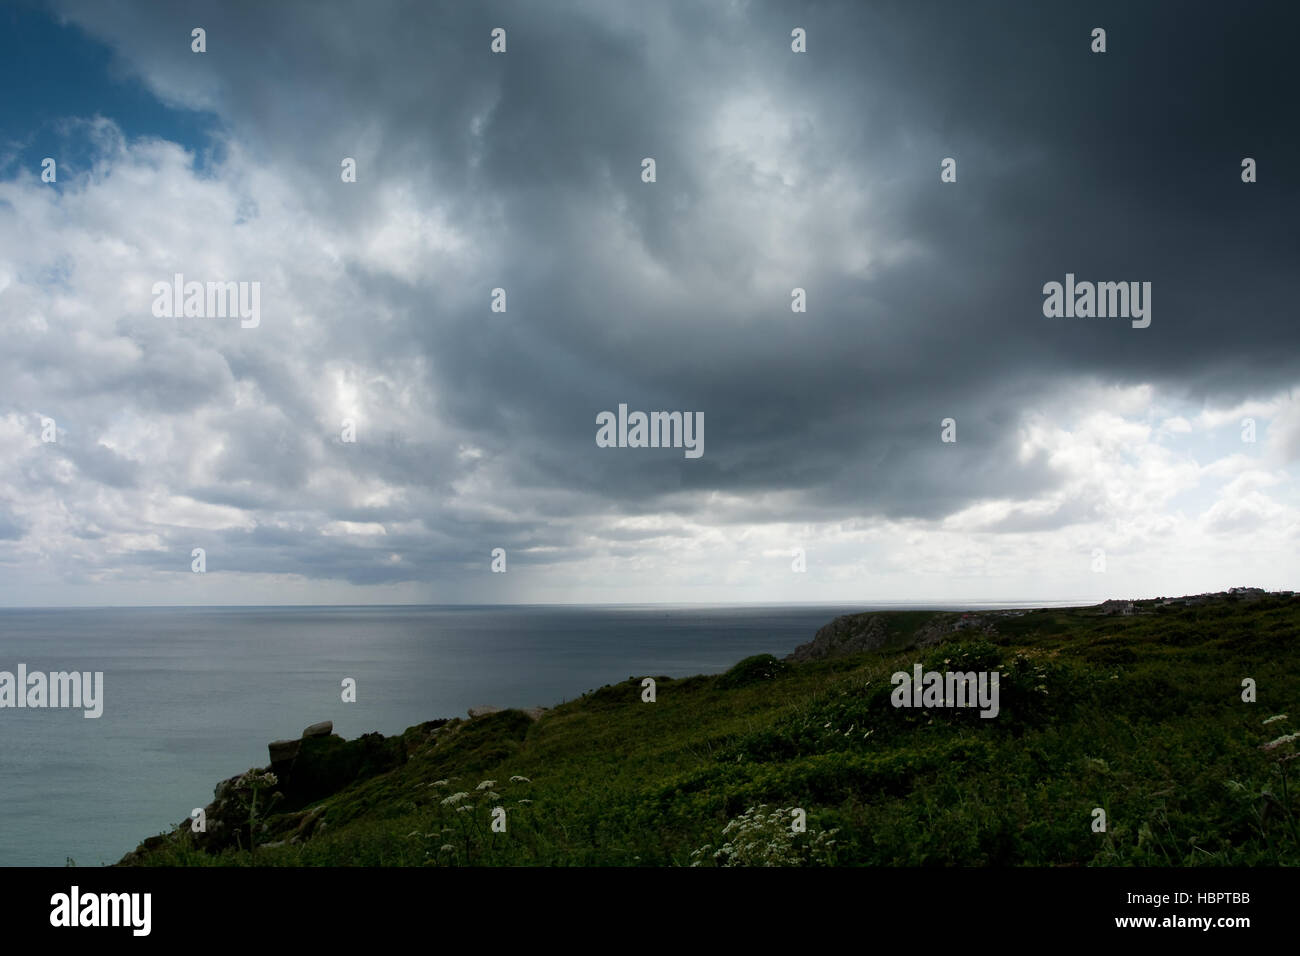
[[120, 594, 1300, 866]]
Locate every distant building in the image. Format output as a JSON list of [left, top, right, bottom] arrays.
[[1097, 599, 1136, 616]]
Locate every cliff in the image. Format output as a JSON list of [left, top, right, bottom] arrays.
[[117, 592, 1300, 867]]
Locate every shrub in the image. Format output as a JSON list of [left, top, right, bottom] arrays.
[[716, 654, 790, 689]]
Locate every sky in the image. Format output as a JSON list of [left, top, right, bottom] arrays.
[[0, 0, 1296, 606]]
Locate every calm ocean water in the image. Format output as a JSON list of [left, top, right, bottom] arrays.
[[0, 603, 1047, 866]]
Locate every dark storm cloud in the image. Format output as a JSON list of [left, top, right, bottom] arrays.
[[28, 0, 1300, 587]]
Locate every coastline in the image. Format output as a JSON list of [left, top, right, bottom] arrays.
[[111, 590, 1300, 867]]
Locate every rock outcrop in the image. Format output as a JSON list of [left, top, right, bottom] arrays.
[[911, 613, 997, 648], [118, 721, 407, 862], [785, 611, 999, 662], [273, 730, 407, 813], [785, 613, 891, 662], [268, 738, 301, 768]]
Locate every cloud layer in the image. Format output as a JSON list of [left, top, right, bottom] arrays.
[[0, 0, 1296, 604]]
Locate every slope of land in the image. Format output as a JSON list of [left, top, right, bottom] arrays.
[[118, 593, 1300, 866]]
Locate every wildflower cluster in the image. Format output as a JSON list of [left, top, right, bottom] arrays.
[[411, 774, 536, 864], [1262, 731, 1300, 754], [228, 768, 282, 851], [690, 805, 839, 867], [235, 770, 279, 789], [1221, 712, 1300, 863]]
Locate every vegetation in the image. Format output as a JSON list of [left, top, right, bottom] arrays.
[[121, 594, 1300, 866]]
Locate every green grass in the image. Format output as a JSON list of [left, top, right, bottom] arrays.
[[121, 595, 1300, 866]]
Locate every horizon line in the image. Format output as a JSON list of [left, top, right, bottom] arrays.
[[0, 592, 1279, 611]]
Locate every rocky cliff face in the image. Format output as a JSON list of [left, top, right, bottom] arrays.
[[118, 706, 551, 864], [784, 613, 891, 662], [118, 719, 415, 862], [784, 611, 998, 662]]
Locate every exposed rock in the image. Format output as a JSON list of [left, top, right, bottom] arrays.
[[117, 728, 409, 864], [302, 720, 333, 738], [785, 611, 1000, 663], [785, 613, 891, 662], [167, 769, 276, 857], [214, 772, 244, 802], [268, 738, 301, 767], [912, 613, 997, 648], [275, 731, 407, 813], [117, 832, 170, 865], [468, 705, 502, 719], [524, 706, 548, 721]]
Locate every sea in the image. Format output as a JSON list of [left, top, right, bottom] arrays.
[[0, 602, 1063, 867]]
